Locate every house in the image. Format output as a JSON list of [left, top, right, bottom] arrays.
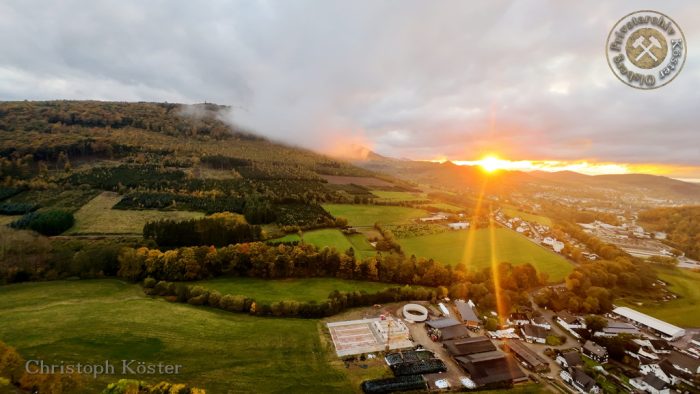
[[691, 334, 700, 348], [507, 313, 529, 326], [582, 341, 608, 363], [542, 236, 565, 252], [630, 374, 671, 394], [557, 351, 583, 369], [560, 367, 600, 393], [455, 300, 480, 329], [658, 359, 695, 387], [530, 316, 551, 330], [626, 341, 659, 362], [556, 311, 585, 329], [666, 350, 700, 376], [520, 324, 548, 344], [447, 222, 469, 230]]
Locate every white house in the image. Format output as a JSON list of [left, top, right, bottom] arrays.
[[560, 367, 600, 394], [447, 222, 469, 230], [520, 324, 547, 344], [557, 351, 583, 369], [630, 374, 670, 394], [542, 236, 565, 253]]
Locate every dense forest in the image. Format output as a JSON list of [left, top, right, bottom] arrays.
[[0, 101, 405, 229], [639, 206, 700, 260]]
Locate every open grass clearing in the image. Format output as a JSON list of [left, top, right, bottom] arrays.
[[193, 277, 400, 304], [67, 192, 204, 235], [322, 204, 427, 227]]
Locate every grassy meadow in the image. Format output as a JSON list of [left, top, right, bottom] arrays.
[[322, 204, 427, 227], [425, 202, 465, 212], [501, 206, 552, 226], [0, 280, 353, 393], [369, 190, 426, 202], [619, 267, 700, 327], [399, 227, 572, 281], [67, 192, 204, 235], [193, 277, 398, 304]]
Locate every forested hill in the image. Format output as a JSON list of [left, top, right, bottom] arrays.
[[0, 101, 404, 228]]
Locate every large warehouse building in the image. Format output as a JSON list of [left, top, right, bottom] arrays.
[[612, 307, 686, 340]]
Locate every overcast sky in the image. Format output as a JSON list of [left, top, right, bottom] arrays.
[[1, 1, 699, 176]]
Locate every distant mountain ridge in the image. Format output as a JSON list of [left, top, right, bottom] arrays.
[[345, 146, 700, 201]]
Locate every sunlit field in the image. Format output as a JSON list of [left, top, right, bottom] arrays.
[[0, 280, 352, 393], [269, 229, 376, 259], [322, 204, 427, 227], [501, 206, 553, 226], [399, 227, 572, 281], [193, 277, 399, 304], [369, 190, 426, 202], [619, 267, 700, 327]]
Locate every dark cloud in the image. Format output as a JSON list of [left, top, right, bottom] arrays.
[[1, 1, 698, 168]]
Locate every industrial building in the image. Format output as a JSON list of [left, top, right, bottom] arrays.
[[612, 307, 686, 340]]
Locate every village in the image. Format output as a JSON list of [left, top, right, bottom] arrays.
[[326, 296, 700, 394]]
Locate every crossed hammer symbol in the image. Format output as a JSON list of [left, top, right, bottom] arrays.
[[632, 35, 662, 62]]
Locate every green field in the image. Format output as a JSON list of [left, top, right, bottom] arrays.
[[303, 229, 355, 251], [0, 280, 352, 393], [426, 202, 465, 212], [619, 267, 700, 327], [67, 192, 204, 235], [501, 206, 552, 226], [369, 190, 425, 202], [399, 227, 572, 281], [194, 277, 397, 304], [270, 229, 376, 259], [322, 204, 427, 227]]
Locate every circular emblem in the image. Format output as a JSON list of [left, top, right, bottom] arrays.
[[606, 10, 686, 89]]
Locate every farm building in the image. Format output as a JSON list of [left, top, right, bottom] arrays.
[[455, 300, 480, 328], [455, 352, 528, 388], [425, 317, 461, 329], [531, 316, 551, 330], [507, 313, 529, 326], [502, 339, 549, 372], [443, 336, 497, 357], [595, 320, 640, 337], [425, 318, 469, 341], [327, 317, 412, 356], [447, 222, 469, 230], [612, 307, 686, 340], [520, 324, 548, 344]]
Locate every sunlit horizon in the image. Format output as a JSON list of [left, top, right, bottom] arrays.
[[426, 154, 700, 180]]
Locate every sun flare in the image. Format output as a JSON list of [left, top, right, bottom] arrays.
[[478, 155, 506, 173]]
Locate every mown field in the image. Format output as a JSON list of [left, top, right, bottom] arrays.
[[619, 267, 700, 327], [399, 227, 572, 281], [0, 280, 353, 393], [67, 192, 204, 235], [269, 229, 376, 259], [425, 202, 465, 212], [193, 277, 397, 304], [501, 206, 552, 226], [369, 190, 425, 202], [322, 204, 427, 227]]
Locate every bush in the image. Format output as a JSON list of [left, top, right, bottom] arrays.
[[143, 277, 156, 288], [546, 335, 564, 346]]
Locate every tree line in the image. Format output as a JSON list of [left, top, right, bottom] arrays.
[[143, 213, 262, 247], [117, 242, 547, 313]]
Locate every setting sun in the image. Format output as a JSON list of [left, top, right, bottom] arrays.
[[477, 155, 507, 173]]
